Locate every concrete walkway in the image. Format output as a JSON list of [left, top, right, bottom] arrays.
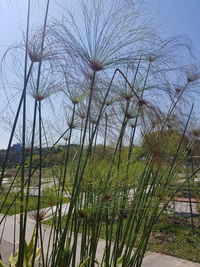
[[1, 212, 200, 266], [142, 252, 200, 267], [27, 203, 69, 221]]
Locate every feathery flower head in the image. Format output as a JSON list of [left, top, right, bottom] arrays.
[[28, 69, 60, 101], [67, 118, 78, 129], [62, 76, 86, 105], [78, 209, 88, 219], [142, 35, 192, 69], [119, 86, 135, 101], [52, 0, 150, 73], [184, 64, 200, 83], [192, 130, 200, 137], [129, 121, 136, 128], [90, 114, 98, 125], [27, 29, 55, 63], [135, 98, 162, 129], [76, 103, 87, 120]]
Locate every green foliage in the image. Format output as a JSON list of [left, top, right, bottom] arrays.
[[0, 259, 6, 267], [142, 130, 189, 158], [8, 228, 40, 267], [148, 214, 200, 263], [0, 191, 68, 215], [79, 256, 99, 266]]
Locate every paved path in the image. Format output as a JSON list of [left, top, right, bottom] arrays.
[[142, 252, 200, 267], [0, 240, 13, 266], [27, 203, 69, 221], [169, 201, 198, 215], [1, 211, 200, 266]]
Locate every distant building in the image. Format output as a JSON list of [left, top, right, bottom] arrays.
[[11, 143, 22, 153], [0, 143, 22, 166]]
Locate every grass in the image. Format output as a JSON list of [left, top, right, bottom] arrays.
[[148, 214, 200, 263], [0, 193, 69, 216]]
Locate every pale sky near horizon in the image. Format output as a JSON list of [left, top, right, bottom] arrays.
[[0, 0, 199, 148]]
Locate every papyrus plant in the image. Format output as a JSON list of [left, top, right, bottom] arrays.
[[0, 0, 200, 267]]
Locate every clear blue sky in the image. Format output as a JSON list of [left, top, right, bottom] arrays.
[[149, 0, 200, 59], [0, 0, 199, 148]]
